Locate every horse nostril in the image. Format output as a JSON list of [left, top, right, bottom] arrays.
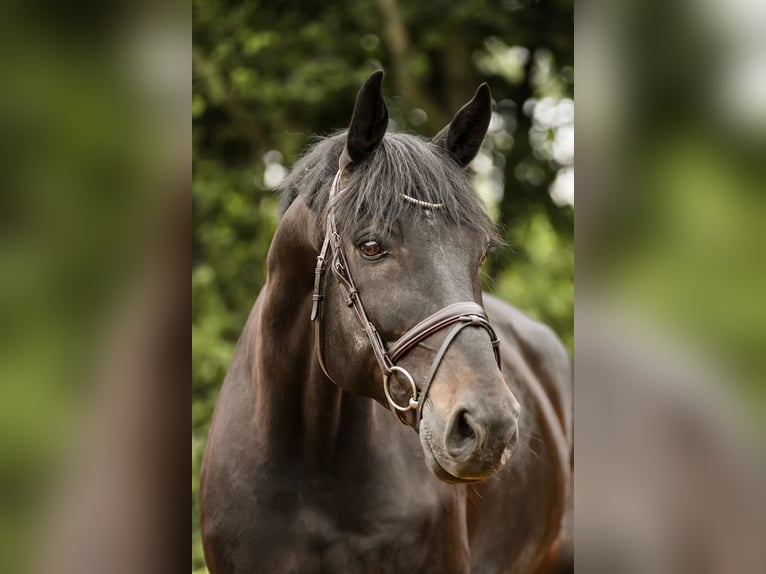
[[457, 411, 475, 443], [445, 409, 480, 460]]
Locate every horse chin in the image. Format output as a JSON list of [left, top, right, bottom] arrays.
[[418, 421, 485, 485]]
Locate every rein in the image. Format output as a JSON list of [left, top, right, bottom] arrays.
[[310, 153, 501, 425]]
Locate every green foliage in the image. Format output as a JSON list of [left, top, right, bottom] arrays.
[[488, 209, 574, 354], [193, 1, 573, 570]]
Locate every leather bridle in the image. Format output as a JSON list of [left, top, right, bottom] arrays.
[[310, 152, 501, 425]]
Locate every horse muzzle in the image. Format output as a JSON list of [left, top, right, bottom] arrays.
[[419, 387, 520, 483]]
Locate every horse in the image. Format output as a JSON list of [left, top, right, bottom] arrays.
[[200, 71, 573, 574]]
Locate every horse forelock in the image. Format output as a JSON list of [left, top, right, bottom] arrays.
[[278, 132, 500, 244]]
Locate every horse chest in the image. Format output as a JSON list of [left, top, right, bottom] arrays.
[[247, 474, 469, 573]]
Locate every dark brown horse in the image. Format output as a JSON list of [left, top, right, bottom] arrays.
[[200, 72, 572, 573]]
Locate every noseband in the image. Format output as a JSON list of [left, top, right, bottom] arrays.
[[310, 153, 501, 425]]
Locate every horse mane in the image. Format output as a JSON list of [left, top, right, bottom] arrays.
[[278, 132, 499, 242]]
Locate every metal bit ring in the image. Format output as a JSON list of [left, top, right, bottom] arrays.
[[383, 366, 418, 412]]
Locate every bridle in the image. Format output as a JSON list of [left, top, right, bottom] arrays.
[[310, 152, 501, 425]]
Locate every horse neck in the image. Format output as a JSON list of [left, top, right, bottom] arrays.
[[250, 200, 378, 465]]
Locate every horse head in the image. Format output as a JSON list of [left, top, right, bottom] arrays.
[[293, 71, 520, 483]]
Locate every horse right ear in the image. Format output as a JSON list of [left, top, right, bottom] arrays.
[[432, 83, 492, 168], [344, 70, 388, 164]]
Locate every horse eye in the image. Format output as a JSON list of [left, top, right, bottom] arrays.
[[360, 240, 384, 258]]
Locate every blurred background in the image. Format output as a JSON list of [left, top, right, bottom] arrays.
[[0, 0, 762, 571], [0, 1, 188, 573], [576, 0, 766, 572], [192, 1, 573, 571]]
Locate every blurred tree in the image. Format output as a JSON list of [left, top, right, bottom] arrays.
[[192, 0, 572, 571]]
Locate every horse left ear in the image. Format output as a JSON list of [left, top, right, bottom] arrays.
[[432, 83, 492, 168], [344, 70, 389, 164]]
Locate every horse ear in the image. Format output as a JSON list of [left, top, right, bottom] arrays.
[[344, 70, 388, 164], [432, 83, 492, 167]]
